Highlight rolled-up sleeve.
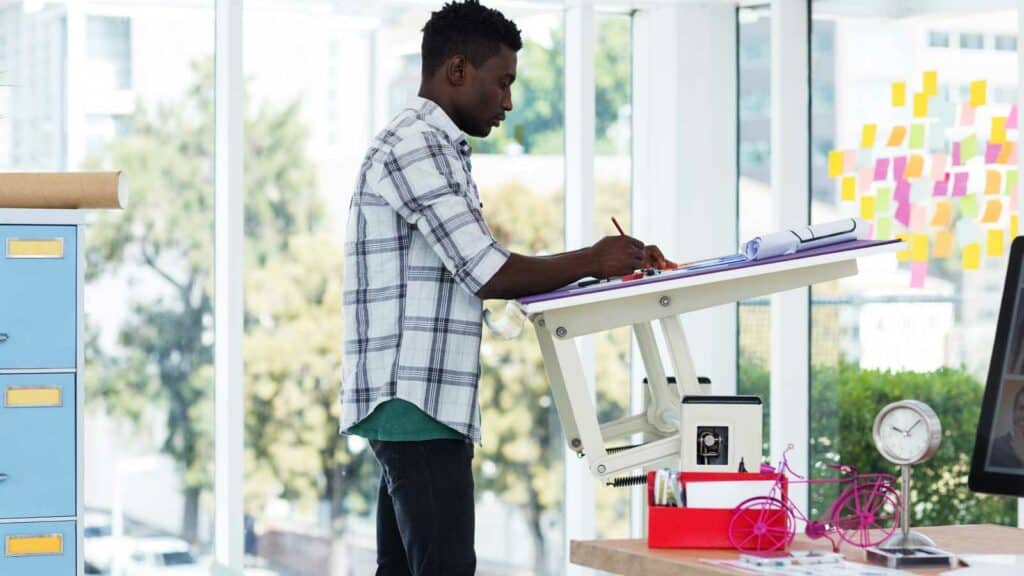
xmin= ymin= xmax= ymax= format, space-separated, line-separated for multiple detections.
xmin=377 ymin=129 xmax=510 ymax=295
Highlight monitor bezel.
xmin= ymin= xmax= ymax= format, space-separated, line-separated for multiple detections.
xmin=969 ymin=235 xmax=1024 ymax=496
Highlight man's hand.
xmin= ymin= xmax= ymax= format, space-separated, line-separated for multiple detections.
xmin=642 ymin=245 xmax=677 ymax=270
xmin=588 ymin=235 xmax=644 ymax=278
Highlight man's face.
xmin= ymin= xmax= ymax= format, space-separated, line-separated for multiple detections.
xmin=456 ymin=45 xmax=516 ymax=138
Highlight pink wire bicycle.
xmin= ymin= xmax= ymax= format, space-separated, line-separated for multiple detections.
xmin=727 ymin=445 xmax=901 ymax=553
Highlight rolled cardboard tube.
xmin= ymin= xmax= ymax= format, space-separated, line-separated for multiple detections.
xmin=0 ymin=171 xmax=124 ymax=209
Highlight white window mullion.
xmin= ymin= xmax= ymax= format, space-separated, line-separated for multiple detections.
xmin=1017 ymin=0 xmax=1024 ymax=530
xmin=214 ymin=0 xmax=244 ymax=572
xmin=564 ymin=1 xmax=596 ymax=574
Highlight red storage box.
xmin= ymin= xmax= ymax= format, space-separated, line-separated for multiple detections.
xmin=647 ymin=470 xmax=788 ymax=549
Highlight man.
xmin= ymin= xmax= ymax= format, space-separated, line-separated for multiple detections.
xmin=340 ymin=2 xmax=670 ymax=574
xmin=990 ymin=386 xmax=1024 ymax=468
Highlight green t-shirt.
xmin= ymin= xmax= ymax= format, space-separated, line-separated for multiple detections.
xmin=348 ymin=398 xmax=465 ymax=441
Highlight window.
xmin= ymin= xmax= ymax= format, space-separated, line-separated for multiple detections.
xmin=87 ymin=16 xmax=132 ymax=90
xmin=995 ymin=34 xmax=1018 ymax=51
xmin=810 ymin=3 xmax=1017 ymax=527
xmin=928 ymin=30 xmax=951 ymax=48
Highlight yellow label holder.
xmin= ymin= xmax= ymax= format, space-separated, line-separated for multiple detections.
xmin=6 ymin=238 xmax=64 ymax=259
xmin=6 ymin=534 xmax=64 ymax=557
xmin=4 ymin=386 xmax=63 ymax=408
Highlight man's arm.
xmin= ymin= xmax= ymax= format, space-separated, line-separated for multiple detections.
xmin=477 ymin=235 xmax=655 ymax=300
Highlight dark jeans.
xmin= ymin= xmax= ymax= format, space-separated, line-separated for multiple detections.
xmin=370 ymin=439 xmax=476 ymax=576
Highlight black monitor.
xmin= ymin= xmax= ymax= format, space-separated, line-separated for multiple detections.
xmin=969 ymin=235 xmax=1024 ymax=496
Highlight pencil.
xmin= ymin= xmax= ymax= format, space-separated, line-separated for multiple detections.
xmin=611 ymin=216 xmax=625 ymax=236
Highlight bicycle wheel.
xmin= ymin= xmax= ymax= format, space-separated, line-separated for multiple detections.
xmin=728 ymin=496 xmax=796 ymax=552
xmin=831 ymin=480 xmax=901 ymax=548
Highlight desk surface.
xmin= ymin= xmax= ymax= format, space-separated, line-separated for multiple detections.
xmin=570 ymin=524 xmax=1024 ymax=575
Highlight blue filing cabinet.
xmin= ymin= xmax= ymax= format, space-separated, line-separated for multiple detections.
xmin=0 ymin=211 xmax=83 ymax=576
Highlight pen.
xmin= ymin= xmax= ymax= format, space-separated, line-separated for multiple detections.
xmin=611 ymin=216 xmax=625 ymax=236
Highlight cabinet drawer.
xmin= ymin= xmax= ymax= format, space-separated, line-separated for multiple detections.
xmin=0 ymin=225 xmax=77 ymax=370
xmin=0 ymin=373 xmax=76 ymax=519
xmin=0 ymin=521 xmax=75 ymax=576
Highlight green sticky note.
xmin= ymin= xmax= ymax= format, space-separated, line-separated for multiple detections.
xmin=1007 ymin=169 xmax=1018 ymax=196
xmin=960 ymin=194 xmax=979 ymax=218
xmin=876 ymin=186 xmax=892 ymax=212
xmin=876 ymin=217 xmax=893 ymax=240
xmin=909 ymin=124 xmax=925 ymax=149
xmin=961 ymin=134 xmax=978 ymax=163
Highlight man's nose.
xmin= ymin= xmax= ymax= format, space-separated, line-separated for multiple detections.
xmin=503 ymin=93 xmax=513 ymax=111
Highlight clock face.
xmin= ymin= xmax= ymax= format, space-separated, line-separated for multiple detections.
xmin=873 ymin=401 xmax=942 ymax=465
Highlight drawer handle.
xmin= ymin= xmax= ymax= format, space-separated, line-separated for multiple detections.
xmin=0 ymin=333 xmax=7 ymax=342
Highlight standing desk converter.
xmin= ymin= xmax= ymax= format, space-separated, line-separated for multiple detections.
xmin=516 ymin=239 xmax=903 ymax=480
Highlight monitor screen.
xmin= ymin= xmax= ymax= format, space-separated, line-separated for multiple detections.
xmin=970 ymin=236 xmax=1024 ymax=495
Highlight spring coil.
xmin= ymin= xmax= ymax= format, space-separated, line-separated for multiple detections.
xmin=606 ymin=473 xmax=646 ymax=488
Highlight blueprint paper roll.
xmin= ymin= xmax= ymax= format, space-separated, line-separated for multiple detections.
xmin=0 ymin=172 xmax=124 ymax=209
xmin=743 ymin=218 xmax=867 ymax=261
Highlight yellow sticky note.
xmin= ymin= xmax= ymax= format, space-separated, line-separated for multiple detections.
xmin=828 ymin=150 xmax=843 ymax=177
xmin=860 ymin=195 xmax=876 ymax=220
xmin=934 ymin=230 xmax=954 ymax=258
xmin=906 ymin=155 xmax=924 ymax=179
xmin=982 ymin=199 xmax=1003 ymax=223
xmin=986 ymin=170 xmax=1002 ymax=195
xmin=892 ymin=82 xmax=906 ymax=107
xmin=970 ymin=80 xmax=987 ymax=107
xmin=931 ymin=200 xmax=953 ymax=227
xmin=887 ymin=126 xmax=907 ymax=147
xmin=988 ymin=229 xmax=1005 ymax=257
xmin=910 ymin=234 xmax=929 ymax=262
xmin=1012 ymin=214 xmax=1019 ymax=239
xmin=842 ymin=176 xmax=856 ymax=201
xmin=923 ymin=70 xmax=938 ymax=96
xmin=913 ymin=93 xmax=929 ymax=118
xmin=861 ymin=124 xmax=877 ymax=149
xmin=992 ymin=116 xmax=1007 ymax=144
xmin=896 ymin=233 xmax=911 ymax=262
xmin=963 ymin=243 xmax=981 ymax=269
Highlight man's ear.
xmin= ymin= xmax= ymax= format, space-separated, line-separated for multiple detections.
xmin=446 ymin=55 xmax=468 ymax=86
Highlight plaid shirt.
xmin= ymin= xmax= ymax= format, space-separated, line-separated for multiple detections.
xmin=340 ymin=97 xmax=510 ymax=443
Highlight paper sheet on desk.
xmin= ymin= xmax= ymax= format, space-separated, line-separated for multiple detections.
xmin=743 ymin=218 xmax=868 ymax=261
xmin=685 ymin=480 xmax=775 ymax=509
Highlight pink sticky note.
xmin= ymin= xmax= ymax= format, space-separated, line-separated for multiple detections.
xmin=874 ymin=158 xmax=890 ymax=181
xmin=911 ymin=261 xmax=927 ymax=288
xmin=866 ymin=221 xmax=875 ymax=239
xmin=859 ymin=167 xmax=873 ymax=192
xmin=1012 ymin=191 xmax=1020 ymax=211
xmin=1012 ymin=144 xmax=1019 ymax=165
xmin=961 ymin=104 xmax=976 ymax=126
xmin=1008 ymin=105 xmax=1019 ymax=130
xmin=930 ymin=154 xmax=947 ymax=181
xmin=911 ymin=204 xmax=927 ymax=230
xmin=894 ymin=156 xmax=908 ymax=181
xmin=895 ymin=202 xmax=912 ymax=226
xmin=953 ymin=172 xmax=969 ymax=197
xmin=933 ymin=179 xmax=949 ymax=197
xmin=843 ymin=150 xmax=856 ymax=173
xmin=895 ymin=179 xmax=911 ymax=204
xmin=986 ymin=142 xmax=1002 ymax=164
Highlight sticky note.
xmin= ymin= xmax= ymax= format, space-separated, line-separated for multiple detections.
xmin=963 ymin=243 xmax=981 ymax=269
xmin=877 ymin=187 xmax=892 ymax=212
xmin=913 ymin=93 xmax=929 ymax=118
xmin=887 ymin=126 xmax=907 ymax=147
xmin=911 ymin=204 xmax=927 ymax=230
xmin=935 ymin=230 xmax=954 ymax=257
xmin=988 ymin=229 xmax=1005 ymax=257
xmin=930 ymin=154 xmax=947 ymax=181
xmin=986 ymin=143 xmax=1001 ymax=164
xmin=961 ymin=195 xmax=979 ymax=218
xmin=970 ymin=80 xmax=987 ymax=107
xmin=953 ymin=172 xmax=969 ymax=197
xmin=986 ymin=170 xmax=1001 ymax=195
xmin=982 ymin=199 xmax=1003 ymax=223
xmin=923 ymin=70 xmax=938 ymax=96
xmin=961 ymin=134 xmax=978 ymax=163
xmin=1008 ymin=105 xmax=1019 ymax=130
xmin=828 ymin=150 xmax=844 ymax=177
xmin=1007 ymin=169 xmax=1018 ymax=196
xmin=876 ymin=217 xmax=893 ymax=240
xmin=894 ymin=156 xmax=908 ymax=181
xmin=933 ymin=179 xmax=949 ymax=197
xmin=911 ymin=261 xmax=927 ymax=288
xmin=892 ymin=82 xmax=906 ymax=107
xmin=859 ymin=167 xmax=873 ymax=192
xmin=906 ymin=155 xmax=924 ymax=179
xmin=842 ymin=176 xmax=856 ymax=201
xmin=861 ymin=195 xmax=876 ymax=220
xmin=861 ymin=124 xmax=877 ymax=149
xmin=895 ymin=202 xmax=911 ymax=227
xmin=1013 ymin=214 xmax=1019 ymax=239
xmin=1012 ymin=143 xmax=1019 ymax=165
xmin=998 ymin=142 xmax=1014 ymax=165
xmin=895 ymin=179 xmax=911 ymax=204
xmin=1013 ymin=191 xmax=1020 ymax=211
xmin=843 ymin=150 xmax=856 ymax=173
xmin=909 ymin=124 xmax=925 ymax=149
xmin=874 ymin=158 xmax=890 ymax=181
xmin=992 ymin=116 xmax=1007 ymax=144
xmin=953 ymin=142 xmax=962 ymax=166
xmin=896 ymin=233 xmax=911 ymax=261
xmin=961 ymin=104 xmax=976 ymax=127
xmin=931 ymin=200 xmax=953 ymax=227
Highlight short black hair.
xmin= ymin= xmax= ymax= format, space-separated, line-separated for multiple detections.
xmin=421 ymin=1 xmax=522 ymax=78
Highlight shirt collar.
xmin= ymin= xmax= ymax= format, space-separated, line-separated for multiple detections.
xmin=409 ymin=96 xmax=468 ymax=147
